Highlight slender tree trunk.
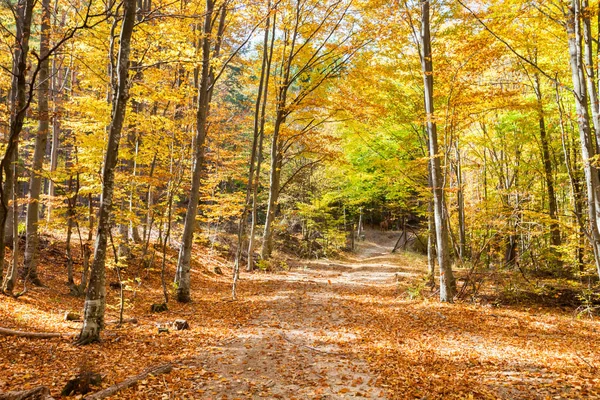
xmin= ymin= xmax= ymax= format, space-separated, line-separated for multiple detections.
xmin=557 ymin=78 xmax=587 ymax=271
xmin=47 ymin=62 xmax=61 ymax=222
xmin=175 ymin=0 xmax=227 ymax=303
xmin=248 ymin=9 xmax=276 ymax=272
xmin=130 ymin=134 xmax=142 ymax=244
xmin=582 ymin=0 xmax=600 ymax=148
xmin=233 ymin=7 xmax=272 ymax=290
xmin=247 ymin=134 xmax=265 ymax=270
xmin=118 ymin=200 xmax=130 ymax=257
xmin=65 ymin=176 xmax=75 ymax=286
xmin=77 ymin=0 xmax=135 ymax=344
xmin=427 ymin=162 xmax=436 ymax=285
xmin=533 ymin=73 xmax=561 ymax=249
xmin=3 ymin=148 xmax=19 ymax=294
xmin=22 ymin=0 xmax=51 ymax=285
xmin=260 ymin=4 xmax=301 ymax=261
xmin=427 ymin=200 xmax=436 ymax=283
xmin=260 ymin=116 xmax=283 ymax=259
xmin=455 ymin=141 xmax=466 ymax=259
xmin=420 ymin=0 xmax=455 ymax=302
xmin=1 ymin=0 xmax=35 ymax=288
xmin=566 ymin=0 xmax=600 ymax=277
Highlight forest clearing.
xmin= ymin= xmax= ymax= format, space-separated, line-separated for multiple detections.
xmin=3 ymin=0 xmax=600 ymax=398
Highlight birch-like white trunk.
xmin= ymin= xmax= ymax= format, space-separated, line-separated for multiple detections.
xmin=420 ymin=0 xmax=456 ymax=302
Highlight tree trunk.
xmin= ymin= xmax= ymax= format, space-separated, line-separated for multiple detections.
xmin=533 ymin=73 xmax=561 ymax=249
xmin=455 ymin=141 xmax=466 ymax=259
xmin=0 ymin=0 xmax=35 ymax=288
xmin=233 ymin=7 xmax=272 ymax=289
xmin=175 ymin=0 xmax=227 ymax=303
xmin=46 ymin=61 xmax=61 ymax=222
xmin=22 ymin=0 xmax=51 ymax=285
xmin=427 ymin=163 xmax=436 ymax=286
xmin=566 ymin=0 xmax=600 ymax=277
xmin=582 ymin=0 xmax=600 ymax=148
xmin=247 ymin=124 xmax=265 ymax=271
xmin=420 ymin=0 xmax=455 ymax=302
xmin=248 ymin=8 xmax=276 ymax=272
xmin=77 ymin=0 xmax=135 ymax=344
xmin=3 ymin=148 xmax=19 ymax=295
xmin=260 ymin=117 xmax=283 ymax=260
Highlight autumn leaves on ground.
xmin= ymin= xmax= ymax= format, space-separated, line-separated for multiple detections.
xmin=0 ymin=230 xmax=597 ymax=400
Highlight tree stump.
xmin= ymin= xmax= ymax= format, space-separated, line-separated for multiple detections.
xmin=174 ymin=319 xmax=189 ymax=331
xmin=150 ymin=303 xmax=168 ymax=313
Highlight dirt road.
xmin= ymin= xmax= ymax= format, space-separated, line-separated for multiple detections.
xmin=190 ymin=230 xmax=411 ymax=399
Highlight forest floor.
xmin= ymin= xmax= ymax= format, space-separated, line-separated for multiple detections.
xmin=1 ymin=230 xmax=600 ymax=399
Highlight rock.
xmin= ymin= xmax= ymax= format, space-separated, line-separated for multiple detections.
xmin=64 ymin=311 xmax=81 ymax=321
xmin=174 ymin=319 xmax=189 ymax=331
xmin=213 ymin=266 xmax=223 ymax=275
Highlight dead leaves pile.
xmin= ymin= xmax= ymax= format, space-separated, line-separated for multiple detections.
xmin=345 ymin=294 xmax=600 ymax=399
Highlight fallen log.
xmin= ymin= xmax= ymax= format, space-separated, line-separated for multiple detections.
xmin=105 ymin=318 xmax=138 ymax=325
xmin=0 ymin=386 xmax=55 ymax=400
xmin=84 ymin=364 xmax=172 ymax=400
xmin=0 ymin=327 xmax=70 ymax=339
xmin=64 ymin=318 xmax=138 ymax=325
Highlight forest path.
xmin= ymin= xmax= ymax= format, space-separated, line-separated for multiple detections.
xmin=191 ymin=229 xmax=412 ymax=399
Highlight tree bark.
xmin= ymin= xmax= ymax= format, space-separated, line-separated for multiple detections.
xmin=533 ymin=73 xmax=561 ymax=249
xmin=248 ymin=8 xmax=276 ymax=272
xmin=260 ymin=8 xmax=299 ymax=260
xmin=46 ymin=60 xmax=61 ymax=222
xmin=582 ymin=0 xmax=600 ymax=148
xmin=1 ymin=0 xmax=35 ymax=290
xmin=233 ymin=7 xmax=273 ymax=293
xmin=22 ymin=0 xmax=52 ymax=285
xmin=427 ymin=163 xmax=435 ymax=286
xmin=77 ymin=0 xmax=136 ymax=344
xmin=566 ymin=0 xmax=600 ymax=277
xmin=455 ymin=140 xmax=466 ymax=259
xmin=260 ymin=119 xmax=283 ymax=259
xmin=175 ymin=0 xmax=227 ymax=303
xmin=420 ymin=0 xmax=456 ymax=302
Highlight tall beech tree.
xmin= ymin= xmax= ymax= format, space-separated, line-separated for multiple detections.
xmin=1 ymin=0 xmax=35 ymax=293
xmin=419 ymin=0 xmax=455 ymax=301
xmin=233 ymin=4 xmax=274 ymax=297
xmin=175 ymin=0 xmax=271 ymax=302
xmin=174 ymin=0 xmax=229 ymax=303
xmin=564 ymin=0 xmax=600 ymax=277
xmin=77 ymin=0 xmax=136 ymax=344
xmin=22 ymin=0 xmax=52 ymax=286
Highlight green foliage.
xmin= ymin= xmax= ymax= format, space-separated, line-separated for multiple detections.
xmin=406 ymin=279 xmax=426 ymax=300
xmin=576 ymin=287 xmax=600 ymax=320
xmin=256 ymin=259 xmax=270 ymax=271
